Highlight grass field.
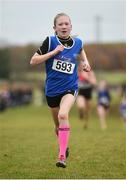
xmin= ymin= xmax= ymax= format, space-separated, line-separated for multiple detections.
xmin=0 ymin=104 xmax=126 ymax=179
xmin=19 ymin=71 xmax=126 ymax=85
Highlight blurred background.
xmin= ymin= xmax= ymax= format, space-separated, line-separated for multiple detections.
xmin=0 ymin=0 xmax=126 ymax=178
xmin=0 ymin=0 xmax=126 ymax=110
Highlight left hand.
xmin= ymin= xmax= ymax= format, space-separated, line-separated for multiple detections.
xmin=82 ymin=61 xmax=91 ymax=72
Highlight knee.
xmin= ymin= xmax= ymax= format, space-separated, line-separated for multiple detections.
xmin=58 ymin=112 xmax=68 ymax=121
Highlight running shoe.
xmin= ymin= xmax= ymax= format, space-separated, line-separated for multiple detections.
xmin=56 ymin=155 xmax=66 ymax=168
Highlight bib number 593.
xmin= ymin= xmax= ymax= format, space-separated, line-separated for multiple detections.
xmin=52 ymin=59 xmax=75 ymax=74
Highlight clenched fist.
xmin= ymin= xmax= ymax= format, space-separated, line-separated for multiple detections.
xmin=54 ymin=45 xmax=64 ymax=55
xmin=82 ymin=61 xmax=91 ymax=72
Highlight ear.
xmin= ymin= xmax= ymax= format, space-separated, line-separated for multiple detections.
xmin=70 ymin=24 xmax=72 ymax=30
xmin=53 ymin=26 xmax=56 ymax=33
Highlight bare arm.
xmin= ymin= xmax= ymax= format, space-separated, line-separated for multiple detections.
xmin=30 ymin=45 xmax=64 ymax=66
xmin=88 ymin=71 xmax=97 ymax=85
xmin=79 ymin=49 xmax=91 ymax=72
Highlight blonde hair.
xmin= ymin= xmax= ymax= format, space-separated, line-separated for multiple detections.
xmin=54 ymin=13 xmax=71 ymax=26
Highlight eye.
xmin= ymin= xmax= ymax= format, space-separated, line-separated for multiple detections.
xmin=58 ymin=23 xmax=63 ymax=26
xmin=65 ymin=23 xmax=69 ymax=26
xmin=58 ymin=22 xmax=69 ymax=26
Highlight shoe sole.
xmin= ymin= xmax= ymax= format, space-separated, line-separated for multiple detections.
xmin=56 ymin=161 xmax=66 ymax=168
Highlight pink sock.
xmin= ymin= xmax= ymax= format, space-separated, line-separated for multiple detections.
xmin=58 ymin=125 xmax=70 ymax=159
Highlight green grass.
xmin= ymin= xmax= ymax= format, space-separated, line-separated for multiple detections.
xmin=13 ymin=71 xmax=126 ymax=85
xmin=0 ymin=105 xmax=126 ymax=179
xmin=95 ymin=71 xmax=126 ymax=85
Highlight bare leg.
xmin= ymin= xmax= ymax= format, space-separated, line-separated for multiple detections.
xmin=83 ymin=99 xmax=91 ymax=128
xmin=59 ymin=93 xmax=75 ymax=122
xmin=76 ymin=95 xmax=90 ymax=128
xmin=97 ymin=105 xmax=107 ymax=129
xmin=57 ymin=94 xmax=75 ymax=160
xmin=50 ymin=107 xmax=59 ymax=136
xmin=76 ymin=95 xmax=85 ymax=119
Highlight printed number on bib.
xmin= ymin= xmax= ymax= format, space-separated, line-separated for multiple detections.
xmin=52 ymin=59 xmax=75 ymax=74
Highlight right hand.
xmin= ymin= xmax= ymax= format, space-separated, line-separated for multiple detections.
xmin=54 ymin=45 xmax=64 ymax=55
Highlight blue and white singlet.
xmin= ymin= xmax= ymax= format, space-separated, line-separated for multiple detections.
xmin=45 ymin=35 xmax=83 ymax=97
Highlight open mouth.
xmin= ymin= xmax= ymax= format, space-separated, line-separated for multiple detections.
xmin=62 ymin=31 xmax=67 ymax=33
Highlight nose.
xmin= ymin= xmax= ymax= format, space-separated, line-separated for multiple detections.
xmin=62 ymin=23 xmax=67 ymax=29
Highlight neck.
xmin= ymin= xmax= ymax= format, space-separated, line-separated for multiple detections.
xmin=57 ymin=36 xmax=71 ymax=41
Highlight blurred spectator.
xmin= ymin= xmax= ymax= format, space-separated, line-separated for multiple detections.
xmin=118 ymin=82 xmax=126 ymax=98
xmin=0 ymin=93 xmax=7 ymax=112
xmin=120 ymin=94 xmax=126 ymax=127
xmin=0 ymin=82 xmax=33 ymax=112
xmin=9 ymin=83 xmax=33 ymax=106
xmin=97 ymin=80 xmax=111 ymax=130
xmin=76 ymin=62 xmax=97 ymax=129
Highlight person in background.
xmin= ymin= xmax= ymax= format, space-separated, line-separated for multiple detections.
xmin=97 ymin=80 xmax=111 ymax=130
xmin=76 ymin=62 xmax=97 ymax=129
xmin=120 ymin=94 xmax=126 ymax=127
xmin=30 ymin=13 xmax=91 ymax=168
xmin=118 ymin=82 xmax=126 ymax=98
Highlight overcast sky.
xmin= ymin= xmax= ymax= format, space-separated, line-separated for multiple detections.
xmin=0 ymin=0 xmax=126 ymax=45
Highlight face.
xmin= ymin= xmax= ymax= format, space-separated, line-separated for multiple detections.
xmin=99 ymin=80 xmax=107 ymax=90
xmin=54 ymin=15 xmax=72 ymax=39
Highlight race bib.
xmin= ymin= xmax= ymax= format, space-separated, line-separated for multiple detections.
xmin=52 ymin=59 xmax=75 ymax=74
xmin=100 ymin=97 xmax=109 ymax=105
